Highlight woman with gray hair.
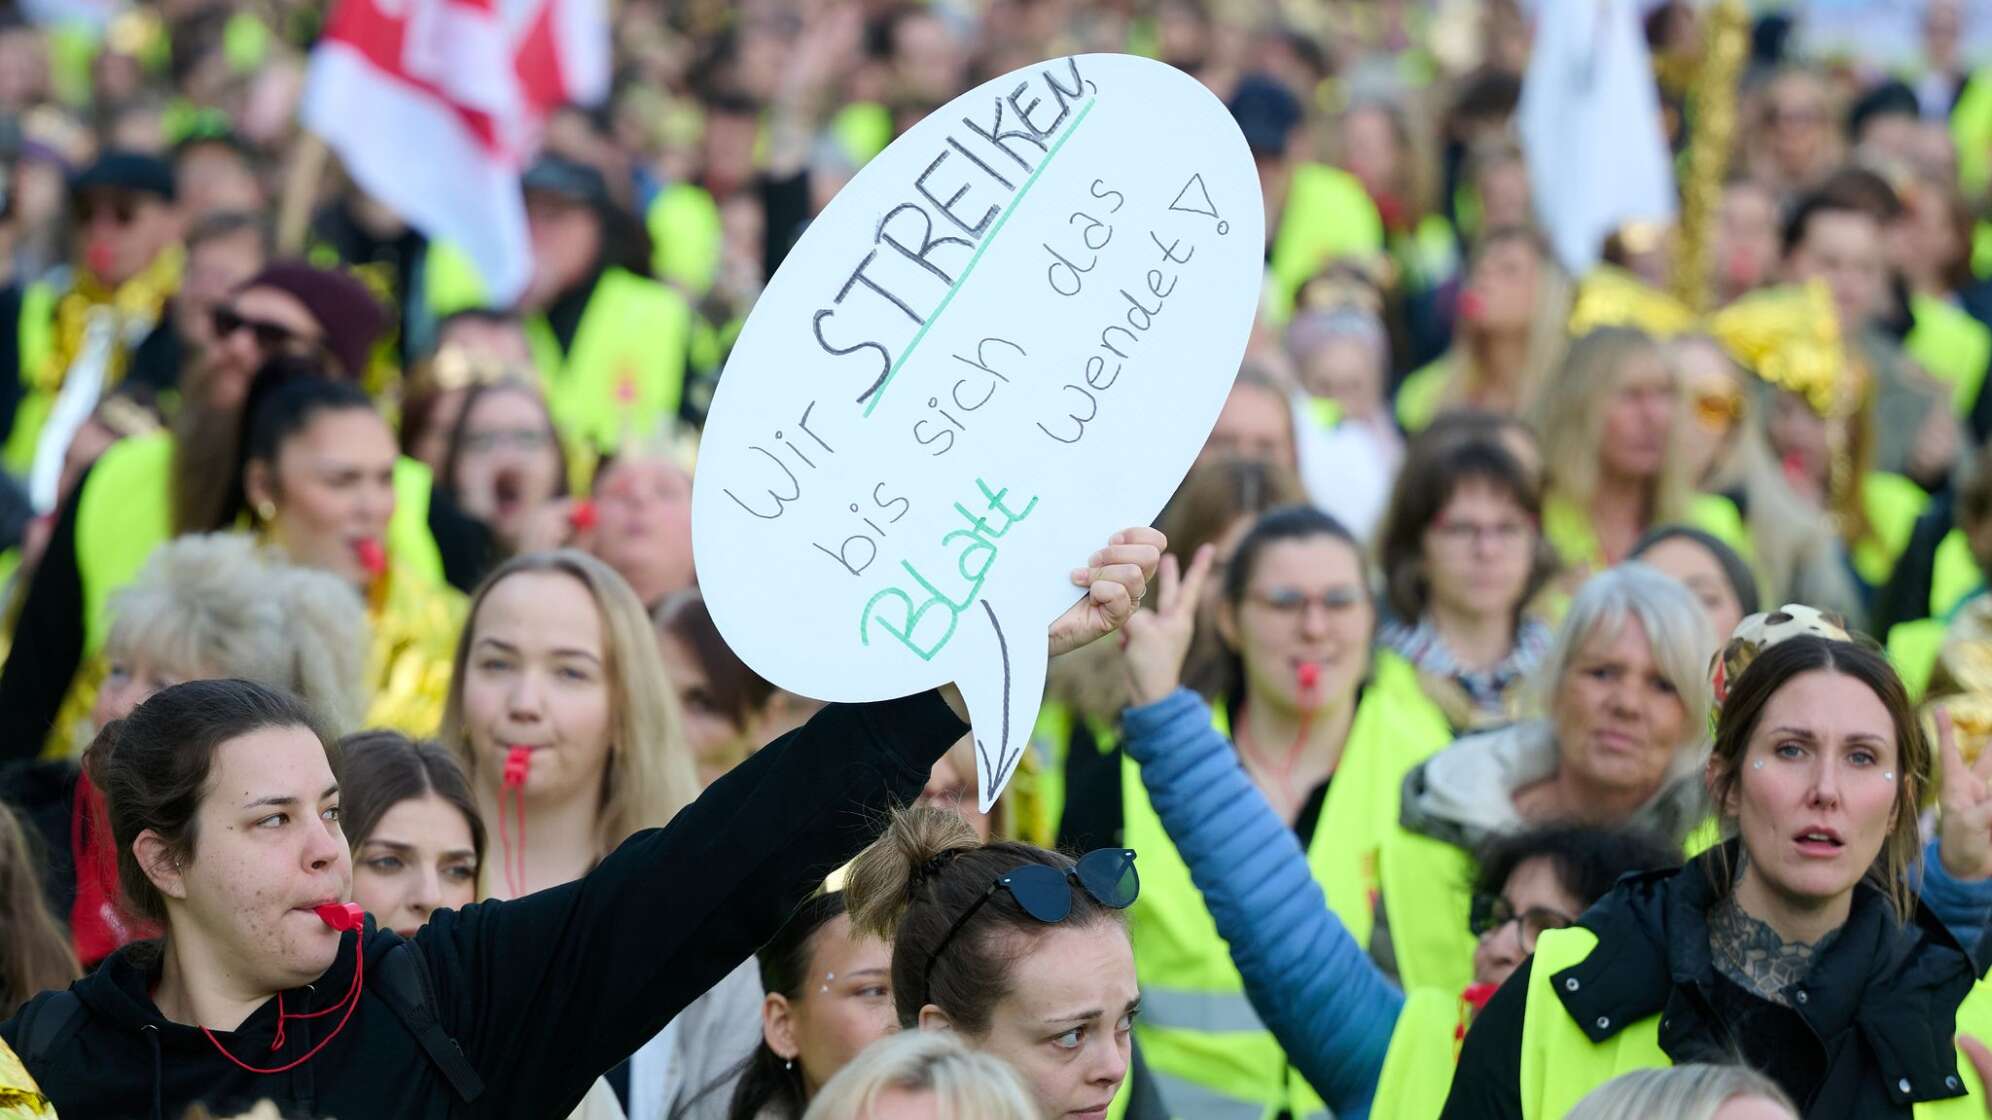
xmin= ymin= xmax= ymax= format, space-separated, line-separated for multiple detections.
xmin=1382 ymin=563 xmax=1718 ymax=995
xmin=0 ymin=532 xmax=368 ymax=968
xmin=1564 ymin=1064 xmax=1797 ymax=1120
xmin=86 ymin=532 xmax=369 ymax=735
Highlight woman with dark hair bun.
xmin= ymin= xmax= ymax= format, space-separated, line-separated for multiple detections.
xmin=842 ymin=806 xmax=1145 ymax=1120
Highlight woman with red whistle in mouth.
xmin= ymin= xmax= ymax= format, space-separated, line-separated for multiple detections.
xmin=1394 ymin=227 xmax=1574 ymax=434
xmin=1062 ymin=505 xmax=1453 ymax=1120
xmin=239 ymin=375 xmax=467 ymax=735
xmin=0 ymin=530 xmax=1162 ymax=1120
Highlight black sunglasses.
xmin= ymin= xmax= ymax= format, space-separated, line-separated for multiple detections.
xmin=1468 ymin=893 xmax=1575 ymax=946
xmin=212 ymin=306 xmax=318 ymax=353
xmin=922 ymin=848 xmax=1140 ymax=1005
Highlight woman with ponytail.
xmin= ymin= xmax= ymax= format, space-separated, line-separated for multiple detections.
xmin=842 ymin=806 xmax=1147 ymax=1120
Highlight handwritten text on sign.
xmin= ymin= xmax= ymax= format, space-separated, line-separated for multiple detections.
xmin=693 ymin=54 xmax=1263 ymax=809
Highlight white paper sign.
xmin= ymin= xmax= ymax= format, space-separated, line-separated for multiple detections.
xmin=693 ymin=53 xmax=1262 ymax=810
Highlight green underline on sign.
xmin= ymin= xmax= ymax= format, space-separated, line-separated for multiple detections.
xmin=860 ymin=97 xmax=1098 ymax=419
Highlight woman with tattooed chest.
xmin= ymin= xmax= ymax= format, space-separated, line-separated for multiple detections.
xmin=1443 ymin=621 xmax=1992 ymax=1119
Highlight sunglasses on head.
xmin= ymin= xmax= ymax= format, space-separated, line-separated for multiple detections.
xmin=922 ymin=848 xmax=1140 ymax=1005
xmin=212 ymin=306 xmax=316 ymax=353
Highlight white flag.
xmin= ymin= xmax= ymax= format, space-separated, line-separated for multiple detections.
xmin=1519 ymin=0 xmax=1678 ymax=276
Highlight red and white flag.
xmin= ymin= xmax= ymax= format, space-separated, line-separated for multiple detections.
xmin=301 ymin=0 xmax=609 ymax=304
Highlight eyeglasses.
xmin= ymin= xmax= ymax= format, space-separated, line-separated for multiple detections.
xmin=922 ymin=849 xmax=1140 ymax=1005
xmin=1468 ymin=894 xmax=1576 ymax=949
xmin=1245 ymin=587 xmax=1365 ymax=617
xmin=1690 ymin=387 xmax=1744 ymax=432
xmin=1429 ymin=519 xmax=1533 ymax=550
xmin=212 ymin=306 xmax=319 ymax=354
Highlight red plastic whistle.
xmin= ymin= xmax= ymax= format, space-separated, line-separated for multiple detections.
xmin=353 ymin=538 xmax=388 ymax=578
xmin=314 ymin=902 xmax=365 ymax=932
xmin=1296 ymin=662 xmax=1321 ymax=691
xmin=503 ymin=745 xmax=532 ymax=789
xmin=567 ymin=499 xmax=597 ymax=532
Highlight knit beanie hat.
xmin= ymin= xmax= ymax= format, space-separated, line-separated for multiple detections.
xmin=237 ymin=262 xmax=388 ymax=379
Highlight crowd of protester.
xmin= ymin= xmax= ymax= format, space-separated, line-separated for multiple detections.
xmin=10 ymin=0 xmax=1992 ymax=1117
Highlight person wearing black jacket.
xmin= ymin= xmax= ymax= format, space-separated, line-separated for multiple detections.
xmin=1442 ymin=631 xmax=1992 ymax=1119
xmin=0 ymin=529 xmax=1157 ymax=1120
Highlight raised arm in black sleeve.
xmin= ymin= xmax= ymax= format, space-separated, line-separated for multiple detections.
xmin=418 ymin=690 xmax=966 ymax=1118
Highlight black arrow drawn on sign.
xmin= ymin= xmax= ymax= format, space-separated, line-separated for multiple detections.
xmin=973 ymin=600 xmax=1022 ymax=794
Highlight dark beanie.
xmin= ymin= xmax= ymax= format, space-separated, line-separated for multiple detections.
xmin=237 ymin=262 xmax=388 ymax=379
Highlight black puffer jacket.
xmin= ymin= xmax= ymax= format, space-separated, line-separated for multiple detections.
xmin=1443 ymin=845 xmax=1992 ymax=1119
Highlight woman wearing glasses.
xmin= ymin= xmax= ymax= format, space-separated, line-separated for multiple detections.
xmin=436 ymin=379 xmax=569 ymax=562
xmin=1068 ymin=505 xmax=1453 ymax=1120
xmin=842 ymin=806 xmax=1145 ymax=1120
xmin=1373 ymin=429 xmax=1558 ymax=731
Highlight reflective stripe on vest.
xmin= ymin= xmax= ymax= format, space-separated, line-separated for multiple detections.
xmin=4 ymin=282 xmax=58 ymax=477
xmin=1143 ymin=1066 xmax=1326 ymax=1120
xmin=1124 ymin=653 xmax=1451 ymax=1119
xmin=525 ymin=267 xmax=692 ymax=455
xmin=1519 ymin=927 xmax=1992 ymax=1120
xmin=1371 ymin=987 xmax=1468 ymax=1120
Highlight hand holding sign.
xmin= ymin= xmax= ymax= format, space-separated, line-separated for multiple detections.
xmin=693 ymin=53 xmax=1263 ymax=811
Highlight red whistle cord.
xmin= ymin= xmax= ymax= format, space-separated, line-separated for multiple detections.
xmin=496 ymin=747 xmax=531 ymax=897
xmin=203 ymin=933 xmax=364 ymax=1074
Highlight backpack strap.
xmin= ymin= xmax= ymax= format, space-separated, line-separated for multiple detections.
xmin=17 ymin=989 xmax=84 ymax=1066
xmin=374 ymin=939 xmax=484 ymax=1103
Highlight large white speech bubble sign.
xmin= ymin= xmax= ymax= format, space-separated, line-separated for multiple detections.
xmin=693 ymin=53 xmax=1262 ymax=811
